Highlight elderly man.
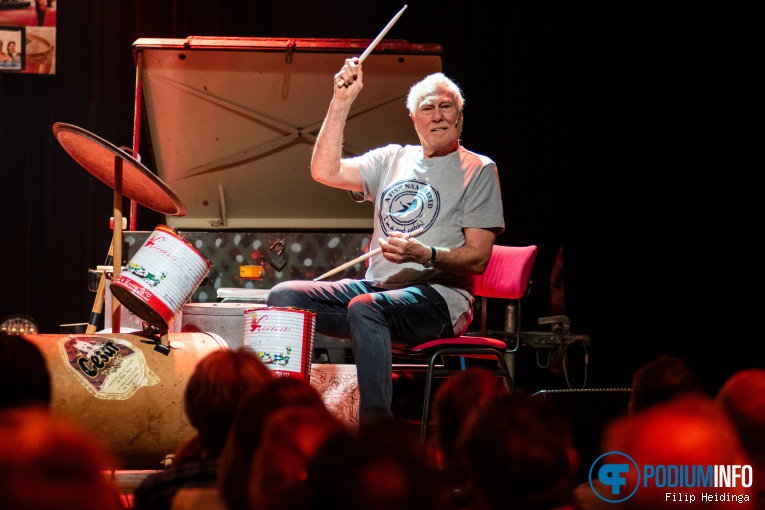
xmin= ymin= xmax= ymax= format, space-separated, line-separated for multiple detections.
xmin=267 ymin=58 xmax=504 ymax=425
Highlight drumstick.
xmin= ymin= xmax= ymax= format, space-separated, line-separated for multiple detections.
xmin=359 ymin=5 xmax=408 ymax=64
xmin=313 ymin=227 xmax=424 ymax=282
xmin=338 ymin=5 xmax=408 ymax=85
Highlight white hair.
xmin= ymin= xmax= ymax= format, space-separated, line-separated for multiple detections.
xmin=406 ymin=73 xmax=465 ymax=115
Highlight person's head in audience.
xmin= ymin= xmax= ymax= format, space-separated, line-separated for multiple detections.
xmin=0 ymin=332 xmax=51 ymax=411
xmin=219 ymin=376 xmax=327 ymax=510
xmin=629 ymin=354 xmax=704 ymax=413
xmin=182 ymin=348 xmax=272 ymax=458
xmin=457 ymin=392 xmax=578 ymax=510
xmin=0 ymin=407 xmax=122 ymax=510
xmin=133 ymin=348 xmax=273 ymax=510
xmin=603 ymin=396 xmax=752 ymax=509
xmin=716 ymin=369 xmax=765 ymax=495
xmin=249 ymin=404 xmax=350 ymax=510
xmin=433 ymin=367 xmax=510 ymax=474
xmin=302 ymin=420 xmax=451 ymax=510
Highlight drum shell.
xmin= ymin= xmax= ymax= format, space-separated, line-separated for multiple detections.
xmin=110 ymin=226 xmax=211 ymax=328
xmin=22 ymin=332 xmax=227 ymax=470
xmin=243 ymin=307 xmax=315 ymax=380
xmin=180 ymin=302 xmax=266 ymax=349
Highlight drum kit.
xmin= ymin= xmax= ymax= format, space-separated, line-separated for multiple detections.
xmin=33 ymin=8 xmax=413 ymax=467
xmin=52 ymin=119 xmax=321 ymax=381
xmin=53 ymin=122 xmax=187 ymax=354
xmin=50 ymin=4 xmax=410 ymax=355
xmin=43 ymin=119 xmax=318 ymax=469
xmin=53 ymin=118 xmax=331 ymax=394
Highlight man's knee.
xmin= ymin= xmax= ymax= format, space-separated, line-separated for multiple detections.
xmin=266 ymin=281 xmax=303 ymax=307
xmin=347 ymin=294 xmax=384 ymax=324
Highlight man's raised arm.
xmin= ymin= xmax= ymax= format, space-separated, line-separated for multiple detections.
xmin=310 ymin=58 xmax=364 ymax=192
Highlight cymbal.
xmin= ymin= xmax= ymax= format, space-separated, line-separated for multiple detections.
xmin=52 ymin=123 xmax=186 ymax=217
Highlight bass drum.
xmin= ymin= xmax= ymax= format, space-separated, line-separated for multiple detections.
xmin=22 ymin=332 xmax=228 ymax=469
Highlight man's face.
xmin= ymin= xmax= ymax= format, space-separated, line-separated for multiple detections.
xmin=411 ymin=87 xmax=462 ymax=157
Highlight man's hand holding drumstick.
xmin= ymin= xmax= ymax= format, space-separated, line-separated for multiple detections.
xmin=313 ymin=228 xmax=425 ymax=282
xmin=377 ymin=230 xmax=432 ymax=265
xmin=334 ymin=57 xmax=363 ymax=101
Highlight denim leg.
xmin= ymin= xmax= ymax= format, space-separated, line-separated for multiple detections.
xmin=267 ymin=280 xmax=454 ymax=426
xmin=347 ymin=285 xmax=453 ymax=425
xmin=267 ymin=279 xmax=372 ymax=339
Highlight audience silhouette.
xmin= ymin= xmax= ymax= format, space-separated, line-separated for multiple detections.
xmin=248 ymin=404 xmax=351 ymax=510
xmin=134 ymin=348 xmax=272 ymax=510
xmin=3 ymin=334 xmax=759 ymax=510
xmin=0 ymin=332 xmax=51 ymax=411
xmin=218 ymin=376 xmax=329 ymax=510
xmin=432 ymin=366 xmax=511 ymax=503
xmin=628 ymin=353 xmax=705 ymax=413
xmin=301 ymin=421 xmax=451 ymax=510
xmin=457 ymin=392 xmax=578 ymax=510
xmin=602 ymin=396 xmax=753 ymax=509
xmin=716 ymin=368 xmax=765 ymax=508
xmin=0 ymin=407 xmax=123 ymax=510
xmin=574 ymin=354 xmax=707 ymax=510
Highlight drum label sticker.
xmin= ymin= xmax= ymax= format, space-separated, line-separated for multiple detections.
xmin=59 ymin=336 xmax=160 ymax=400
xmin=126 ymin=262 xmax=167 ymax=287
xmin=249 ymin=314 xmax=291 ymax=333
xmin=258 ymin=346 xmax=292 ymax=367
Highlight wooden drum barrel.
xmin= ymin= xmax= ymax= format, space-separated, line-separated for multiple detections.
xmin=22 ymin=332 xmax=228 ymax=469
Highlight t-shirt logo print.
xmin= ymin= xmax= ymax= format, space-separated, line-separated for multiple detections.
xmin=379 ymin=179 xmax=440 ymax=236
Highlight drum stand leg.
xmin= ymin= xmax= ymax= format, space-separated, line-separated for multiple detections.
xmin=137 ymin=322 xmax=171 ymax=356
xmin=154 ymin=324 xmax=171 ymax=356
xmin=111 ymin=156 xmax=124 ymax=334
xmin=86 ymin=240 xmax=114 ymax=335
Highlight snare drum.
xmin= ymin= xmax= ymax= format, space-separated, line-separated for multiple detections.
xmin=243 ymin=307 xmax=315 ymax=380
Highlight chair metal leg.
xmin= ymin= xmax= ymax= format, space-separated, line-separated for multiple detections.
xmin=420 ymin=350 xmax=441 ymax=443
xmin=496 ymin=352 xmax=515 ymax=392
xmin=419 ymin=347 xmax=515 ymax=443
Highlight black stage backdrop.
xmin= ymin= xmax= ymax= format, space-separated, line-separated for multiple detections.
xmin=0 ymin=1 xmax=759 ymax=393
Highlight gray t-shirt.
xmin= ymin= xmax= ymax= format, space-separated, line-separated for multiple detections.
xmin=348 ymin=144 xmax=505 ymax=335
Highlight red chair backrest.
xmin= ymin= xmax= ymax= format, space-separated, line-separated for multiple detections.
xmin=473 ymin=245 xmax=538 ymax=300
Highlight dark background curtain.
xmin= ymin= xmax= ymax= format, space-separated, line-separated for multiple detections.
xmin=0 ymin=1 xmax=759 ymax=392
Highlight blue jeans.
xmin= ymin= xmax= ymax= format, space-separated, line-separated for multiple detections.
xmin=267 ymin=279 xmax=455 ymax=425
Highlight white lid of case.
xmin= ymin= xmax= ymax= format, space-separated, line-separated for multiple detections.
xmin=215 ymin=287 xmax=271 ymax=300
xmin=133 ymin=37 xmax=442 ymax=229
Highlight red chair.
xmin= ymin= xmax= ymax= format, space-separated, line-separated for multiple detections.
xmin=394 ymin=245 xmax=538 ymax=441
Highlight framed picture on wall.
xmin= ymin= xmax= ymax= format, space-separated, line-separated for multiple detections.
xmin=23 ymin=25 xmax=54 ymax=74
xmin=0 ymin=26 xmax=25 ymax=72
xmin=0 ymin=1 xmax=56 ymax=74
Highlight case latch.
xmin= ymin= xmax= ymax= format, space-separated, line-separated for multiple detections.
xmin=285 ymin=40 xmax=296 ymax=64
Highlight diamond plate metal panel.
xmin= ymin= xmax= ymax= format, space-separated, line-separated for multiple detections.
xmin=124 ymin=230 xmax=372 ymax=303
